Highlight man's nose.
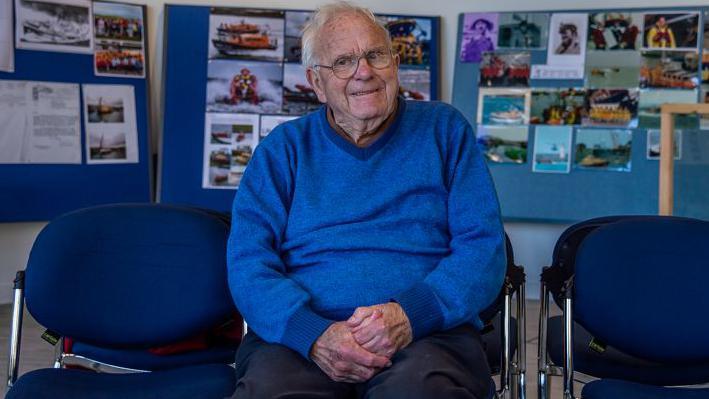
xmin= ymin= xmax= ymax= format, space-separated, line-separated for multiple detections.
xmin=353 ymin=56 xmax=373 ymax=79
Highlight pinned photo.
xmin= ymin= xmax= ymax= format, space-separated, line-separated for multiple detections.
xmin=532 ymin=125 xmax=572 ymax=173
xmin=587 ymin=12 xmax=642 ymax=50
xmin=479 ymin=51 xmax=530 ymax=87
xmin=583 ymin=89 xmax=639 ymax=128
xmin=476 ymin=125 xmax=528 ymax=164
xmin=88 ymin=130 xmax=126 ymax=160
xmin=585 ymin=50 xmax=641 ymax=89
xmin=477 ymin=88 xmax=531 ymax=125
xmin=574 ymin=128 xmax=632 ymax=171
xmin=647 ymin=129 xmax=681 ymax=160
xmin=284 ymin=10 xmax=311 ymax=63
xmin=94 ymin=1 xmax=142 ymax=43
xmin=398 ymin=68 xmax=431 ymax=101
xmin=202 ymin=112 xmax=259 ymax=189
xmin=260 ymin=114 xmax=297 ymax=138
xmin=642 ymin=12 xmax=699 ymax=50
xmin=530 ymin=88 xmax=586 ymax=125
xmin=15 ymin=0 xmax=93 ymax=53
xmin=549 ymin=13 xmax=587 ymax=57
xmin=82 ymin=84 xmax=138 ymax=164
xmin=460 ymin=13 xmax=498 ymax=63
xmin=206 ymin=59 xmax=283 ymax=114
xmin=497 ymin=13 xmax=548 ymax=49
xmin=94 ymin=41 xmax=144 ymax=77
xmin=282 ymin=63 xmax=320 ymax=115
xmin=208 ymin=8 xmax=285 ymax=62
xmin=383 ymin=16 xmax=432 ymax=66
xmin=86 ymin=95 xmax=124 ymax=123
xmin=640 ymin=51 xmax=699 ymax=89
xmin=638 ymin=89 xmax=698 ymax=129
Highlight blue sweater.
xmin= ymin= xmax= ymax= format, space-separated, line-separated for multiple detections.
xmin=227 ymin=99 xmax=506 ymax=359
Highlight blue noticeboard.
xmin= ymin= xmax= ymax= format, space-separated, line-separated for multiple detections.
xmin=159 ymin=5 xmax=441 ymax=213
xmin=0 ymin=4 xmax=152 ymax=222
xmin=452 ymin=9 xmax=709 ymax=223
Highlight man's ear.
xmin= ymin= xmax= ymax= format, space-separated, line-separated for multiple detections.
xmin=306 ymin=68 xmax=327 ymax=104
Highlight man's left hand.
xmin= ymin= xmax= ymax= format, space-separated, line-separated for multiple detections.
xmin=346 ymin=303 xmax=413 ymax=358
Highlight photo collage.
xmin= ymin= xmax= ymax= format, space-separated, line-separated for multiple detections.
xmin=463 ymin=10 xmax=706 ymax=174
xmin=203 ymin=7 xmax=438 ymax=189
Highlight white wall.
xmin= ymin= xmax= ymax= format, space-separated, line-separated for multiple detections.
xmin=2 ymin=0 xmax=705 ymax=303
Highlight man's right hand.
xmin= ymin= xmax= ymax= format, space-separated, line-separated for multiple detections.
xmin=310 ymin=322 xmax=392 ymax=383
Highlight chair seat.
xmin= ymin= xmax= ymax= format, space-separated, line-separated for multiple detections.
xmin=582 ymin=379 xmax=709 ymax=399
xmin=71 ymin=341 xmax=237 ymax=371
xmin=481 ymin=313 xmax=518 ymax=374
xmin=547 ymin=316 xmax=709 ymax=386
xmin=5 ymin=363 xmax=236 ymax=399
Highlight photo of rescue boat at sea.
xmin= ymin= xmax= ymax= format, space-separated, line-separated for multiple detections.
xmin=476 ymin=125 xmax=528 ymax=164
xmin=585 ymin=50 xmax=641 ymax=89
xmin=640 ymin=51 xmax=699 ymax=89
xmin=284 ymin=10 xmax=311 ymax=63
xmin=206 ymin=59 xmax=283 ymax=114
xmin=532 ymin=126 xmax=572 ymax=173
xmin=208 ymin=8 xmax=284 ymax=61
xmin=86 ymin=96 xmax=125 ymax=123
xmin=638 ymin=89 xmax=698 ymax=129
xmin=477 ymin=88 xmax=530 ymax=125
xmin=282 ymin=63 xmax=320 ymax=114
xmin=647 ymin=129 xmax=681 ymax=160
xmin=573 ymin=128 xmax=632 ymax=171
xmin=399 ymin=69 xmax=431 ymax=101
xmin=16 ymin=0 xmax=92 ymax=52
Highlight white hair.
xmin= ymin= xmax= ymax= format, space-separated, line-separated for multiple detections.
xmin=301 ymin=1 xmax=391 ymax=67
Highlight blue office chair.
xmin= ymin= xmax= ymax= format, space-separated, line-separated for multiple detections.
xmin=538 ymin=216 xmax=709 ymax=399
xmin=5 ymin=204 xmax=239 ymax=399
xmin=479 ymin=232 xmax=526 ymax=399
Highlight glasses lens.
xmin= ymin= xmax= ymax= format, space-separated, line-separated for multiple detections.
xmin=368 ymin=50 xmax=392 ymax=69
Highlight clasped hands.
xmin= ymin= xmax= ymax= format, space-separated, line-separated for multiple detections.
xmin=310 ymin=302 xmax=413 ymax=383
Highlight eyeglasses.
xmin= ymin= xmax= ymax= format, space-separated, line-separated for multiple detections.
xmin=313 ymin=47 xmax=394 ymax=79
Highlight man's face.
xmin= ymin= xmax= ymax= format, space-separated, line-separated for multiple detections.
xmin=657 ymin=17 xmax=666 ymax=28
xmin=307 ymin=14 xmax=399 ymax=128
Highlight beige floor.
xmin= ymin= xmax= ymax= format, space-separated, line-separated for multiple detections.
xmin=0 ymin=300 xmax=574 ymax=398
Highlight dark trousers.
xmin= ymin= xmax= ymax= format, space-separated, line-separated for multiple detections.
xmin=233 ymin=324 xmax=492 ymax=399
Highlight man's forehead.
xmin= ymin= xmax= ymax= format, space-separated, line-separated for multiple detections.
xmin=319 ymin=15 xmax=387 ymax=57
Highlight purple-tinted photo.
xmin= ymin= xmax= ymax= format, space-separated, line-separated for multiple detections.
xmin=460 ymin=13 xmax=499 ymax=63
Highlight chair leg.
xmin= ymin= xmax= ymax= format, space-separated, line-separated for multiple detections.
xmin=516 ymin=282 xmax=526 ymax=399
xmin=563 ymin=292 xmax=575 ymax=399
xmin=7 ymin=271 xmax=25 ymax=388
xmin=537 ymin=282 xmax=551 ymax=399
xmin=498 ymin=290 xmax=512 ymax=399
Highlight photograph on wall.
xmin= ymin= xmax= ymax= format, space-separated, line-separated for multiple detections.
xmin=532 ymin=125 xmax=572 ymax=173
xmin=206 ymin=59 xmax=283 ymax=114
xmin=497 ymin=12 xmax=548 ymax=49
xmin=260 ymin=114 xmax=297 ymax=138
xmin=587 ymin=12 xmax=642 ymax=50
xmin=284 ymin=10 xmax=311 ymax=63
xmin=532 ymin=13 xmax=587 ymax=79
xmin=208 ymin=8 xmax=285 ymax=62
xmin=530 ymin=88 xmax=586 ymax=125
xmin=94 ymin=2 xmax=142 ymax=43
xmin=479 ymin=51 xmax=530 ymax=87
xmin=398 ymin=68 xmax=431 ymax=101
xmin=15 ymin=0 xmax=93 ymax=53
xmin=282 ymin=62 xmax=320 ymax=114
xmin=585 ymin=50 xmax=641 ymax=89
xmin=202 ymin=112 xmax=259 ymax=189
xmin=640 ymin=50 xmax=699 ymax=89
xmin=642 ymin=12 xmax=699 ymax=50
xmin=647 ymin=129 xmax=681 ymax=160
xmin=638 ymin=89 xmax=698 ymax=129
xmin=477 ymin=88 xmax=530 ymax=125
xmin=460 ymin=12 xmax=498 ymax=63
xmin=583 ymin=89 xmax=639 ymax=127
xmin=383 ymin=16 xmax=432 ymax=66
xmin=82 ymin=84 xmax=138 ymax=164
xmin=574 ymin=128 xmax=632 ymax=171
xmin=476 ymin=124 xmax=528 ymax=164
xmin=1 ymin=0 xmax=13 ymax=72
xmin=94 ymin=41 xmax=144 ymax=77
xmin=93 ymin=1 xmax=144 ymax=78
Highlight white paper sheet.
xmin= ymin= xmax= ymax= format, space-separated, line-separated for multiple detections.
xmin=0 ymin=0 xmax=13 ymax=72
xmin=26 ymin=81 xmax=82 ymax=163
xmin=0 ymin=81 xmax=28 ymax=162
xmin=532 ymin=13 xmax=588 ymax=80
xmin=82 ymin=84 xmax=139 ymax=164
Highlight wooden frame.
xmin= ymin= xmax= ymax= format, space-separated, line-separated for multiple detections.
xmin=659 ymin=103 xmax=709 ymax=215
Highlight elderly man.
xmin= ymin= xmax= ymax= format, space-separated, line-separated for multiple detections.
xmin=228 ymin=2 xmax=505 ymax=398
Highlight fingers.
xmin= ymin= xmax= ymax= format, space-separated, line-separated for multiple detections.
xmin=347 ymin=306 xmax=377 ymax=328
xmin=341 ymin=342 xmax=392 ymax=368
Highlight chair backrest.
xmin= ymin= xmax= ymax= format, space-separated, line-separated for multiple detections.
xmin=479 ymin=232 xmax=524 ymax=323
xmin=25 ymin=204 xmax=236 ymax=349
xmin=573 ymin=216 xmax=709 ymax=363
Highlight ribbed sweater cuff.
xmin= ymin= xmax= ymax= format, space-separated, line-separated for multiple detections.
xmin=393 ymin=282 xmax=444 ymax=339
xmin=281 ymin=306 xmax=335 ymax=359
